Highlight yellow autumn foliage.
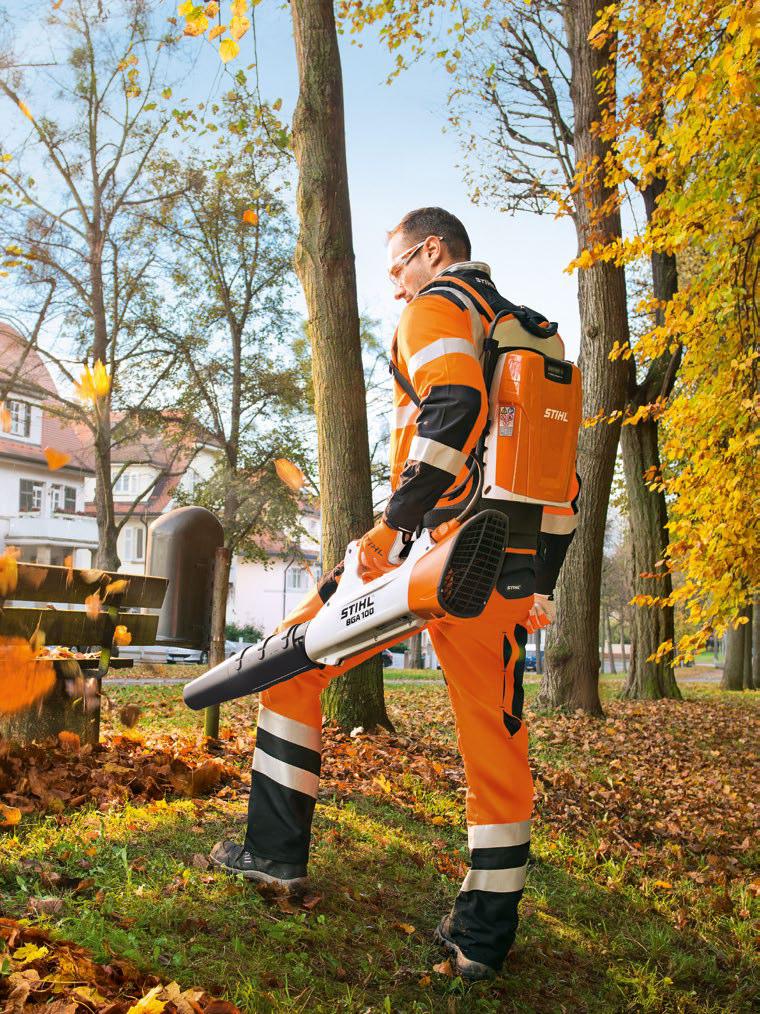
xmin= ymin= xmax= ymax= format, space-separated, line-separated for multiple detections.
xmin=586 ymin=0 xmax=760 ymax=659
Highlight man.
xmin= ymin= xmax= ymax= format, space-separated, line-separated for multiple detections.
xmin=211 ymin=208 xmax=579 ymax=981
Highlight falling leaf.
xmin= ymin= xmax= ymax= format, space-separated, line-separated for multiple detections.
xmin=126 ymin=984 xmax=167 ymax=1014
xmin=204 ymin=1 xmax=219 ymax=15
xmin=0 ymin=802 xmax=22 ymax=827
xmin=231 ymin=0 xmax=248 ymax=15
xmin=242 ymin=208 xmax=258 ymax=225
xmin=84 ymin=592 xmax=102 ymax=620
xmin=75 ymin=360 xmax=111 ymax=403
xmin=0 ymin=545 xmax=20 ymax=596
xmin=229 ymin=14 xmax=250 ymax=40
xmin=52 ymin=0 xmax=63 ymax=8
xmin=274 ymin=458 xmax=305 ymax=491
xmin=18 ymin=100 xmax=32 ymax=120
xmin=119 ymin=704 xmax=141 ymax=728
xmin=0 ymin=636 xmax=56 ymax=714
xmin=64 ymin=554 xmax=74 ymax=587
xmin=208 ymin=23 xmax=226 ymax=40
xmin=104 ymin=578 xmax=129 ymax=599
xmin=79 ymin=568 xmax=105 ymax=584
xmin=43 ymin=447 xmax=71 ymax=471
xmin=219 ymin=38 xmax=240 ymax=63
xmin=0 ymin=403 xmax=11 ymax=431
xmin=114 ymin=624 xmax=132 ymax=646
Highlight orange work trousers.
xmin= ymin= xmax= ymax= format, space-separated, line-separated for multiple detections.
xmin=245 ymin=559 xmax=534 ymax=968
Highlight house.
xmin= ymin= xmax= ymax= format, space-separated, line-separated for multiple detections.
xmin=0 ymin=324 xmax=322 ymax=641
xmin=0 ymin=325 xmax=97 ymax=566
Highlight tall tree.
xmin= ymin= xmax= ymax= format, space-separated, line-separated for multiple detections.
xmin=176 ymin=0 xmax=390 ymax=730
xmin=586 ymin=0 xmax=759 ymax=661
xmin=144 ymin=86 xmax=310 ymax=675
xmin=289 ymin=0 xmax=389 ymax=730
xmin=0 ymin=0 xmax=188 ymax=568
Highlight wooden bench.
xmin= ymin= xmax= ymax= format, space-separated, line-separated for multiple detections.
xmin=1 ymin=561 xmax=169 ymax=745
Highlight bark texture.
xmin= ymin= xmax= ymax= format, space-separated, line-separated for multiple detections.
xmin=721 ymin=620 xmax=745 ymax=690
xmin=753 ymin=598 xmax=760 ymax=689
xmin=205 ymin=545 xmax=232 ymax=739
xmin=537 ymin=0 xmax=630 ymax=716
xmin=621 ymin=175 xmax=681 ymax=699
xmin=290 ymin=0 xmax=390 ymax=729
xmin=742 ymin=603 xmax=753 ymax=691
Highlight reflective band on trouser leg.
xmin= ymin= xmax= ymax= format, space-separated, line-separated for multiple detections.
xmin=428 ymin=590 xmax=534 ymax=969
xmin=246 ymin=706 xmax=322 ymax=865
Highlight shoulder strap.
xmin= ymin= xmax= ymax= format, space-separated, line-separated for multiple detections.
xmin=389 ymin=359 xmax=421 ymax=407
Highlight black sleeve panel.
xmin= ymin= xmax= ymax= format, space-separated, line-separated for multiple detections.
xmin=535 ymin=531 xmax=575 ymax=595
xmin=385 ymin=383 xmax=483 ymax=532
xmin=384 ymin=460 xmax=454 ymax=532
xmin=416 ymin=383 xmax=483 ymax=448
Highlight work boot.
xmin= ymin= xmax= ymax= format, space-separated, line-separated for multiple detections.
xmin=209 ymin=840 xmax=308 ymax=892
xmin=434 ymin=915 xmax=498 ymax=982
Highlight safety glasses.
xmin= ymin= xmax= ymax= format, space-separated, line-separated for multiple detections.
xmin=388 ymin=235 xmax=444 ymax=284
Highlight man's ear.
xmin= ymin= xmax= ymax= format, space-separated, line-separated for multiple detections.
xmin=425 ymin=235 xmax=445 ymax=268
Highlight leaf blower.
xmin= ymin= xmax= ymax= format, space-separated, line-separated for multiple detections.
xmin=183 ymin=509 xmax=509 ymax=710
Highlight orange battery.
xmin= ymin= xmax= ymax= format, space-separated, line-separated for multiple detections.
xmin=482 ymin=349 xmax=581 ymax=507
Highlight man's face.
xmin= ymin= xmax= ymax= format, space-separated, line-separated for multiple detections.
xmin=387 ymin=232 xmax=452 ymax=303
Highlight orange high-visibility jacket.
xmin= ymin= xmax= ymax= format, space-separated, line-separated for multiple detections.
xmin=384 ymin=261 xmax=580 ymax=595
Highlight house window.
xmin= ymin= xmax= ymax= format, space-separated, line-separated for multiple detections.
xmin=113 ymin=471 xmax=148 ymax=495
xmin=285 ymin=566 xmax=309 ymax=592
xmin=19 ymin=479 xmax=43 ymax=512
xmin=51 ymin=484 xmax=77 ymax=514
xmin=123 ymin=526 xmax=145 ymax=562
xmin=9 ymin=400 xmax=31 ymax=438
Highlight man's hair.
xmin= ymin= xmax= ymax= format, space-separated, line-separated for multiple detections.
xmin=388 ymin=207 xmax=471 ymax=261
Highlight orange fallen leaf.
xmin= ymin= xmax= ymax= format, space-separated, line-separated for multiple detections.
xmin=43 ymin=446 xmax=72 ymax=471
xmin=432 ymin=959 xmax=453 ymax=977
xmin=57 ymin=730 xmax=81 ymax=752
xmin=85 ymin=592 xmax=102 ymax=620
xmin=0 ymin=403 xmax=11 ymax=432
xmin=0 ymin=636 xmax=56 ymax=714
xmin=64 ymin=554 xmax=74 ymax=588
xmin=395 ymin=922 xmax=416 ymax=935
xmin=242 ymin=208 xmax=258 ymax=225
xmin=18 ymin=100 xmax=33 ymax=120
xmin=274 ymin=458 xmax=305 ymax=491
xmin=0 ymin=802 xmax=22 ymax=827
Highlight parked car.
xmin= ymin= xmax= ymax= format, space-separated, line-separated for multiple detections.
xmin=165 ymin=646 xmax=208 ymax=664
xmin=382 ymin=649 xmax=394 ymax=668
xmin=524 ymin=653 xmax=537 ymax=672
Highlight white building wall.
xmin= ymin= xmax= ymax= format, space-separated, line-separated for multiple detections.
xmin=230 ymin=555 xmax=318 ymax=637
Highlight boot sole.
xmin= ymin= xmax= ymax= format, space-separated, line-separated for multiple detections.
xmin=209 ymin=853 xmax=308 ymax=891
xmin=434 ymin=925 xmax=496 ymax=982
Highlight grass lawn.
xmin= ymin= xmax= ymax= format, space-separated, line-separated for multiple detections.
xmin=1 ymin=677 xmax=758 ymax=1013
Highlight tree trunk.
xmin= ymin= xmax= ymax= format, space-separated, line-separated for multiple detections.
xmin=606 ymin=609 xmax=617 ymax=674
xmin=721 ymin=620 xmax=745 ymax=690
xmin=742 ymin=603 xmax=753 ymax=690
xmin=536 ymin=627 xmax=544 ymax=675
xmin=753 ymin=597 xmax=760 ymax=689
xmin=205 ymin=545 xmax=231 ymax=740
xmin=537 ymin=0 xmax=630 ymax=716
xmin=621 ymin=419 xmax=681 ymax=699
xmin=290 ymin=0 xmax=390 ymax=730
xmin=94 ymin=420 xmax=119 ymax=571
xmin=620 ymin=613 xmax=628 ymax=666
xmin=406 ymin=631 xmax=424 ymax=669
xmin=620 ymin=169 xmax=681 ymax=699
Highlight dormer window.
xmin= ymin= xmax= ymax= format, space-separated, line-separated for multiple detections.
xmin=9 ymin=400 xmax=31 ymax=438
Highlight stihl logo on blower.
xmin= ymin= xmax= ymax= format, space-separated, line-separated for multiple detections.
xmin=341 ymin=595 xmax=375 ymax=625
xmin=544 ymin=407 xmax=569 ymax=422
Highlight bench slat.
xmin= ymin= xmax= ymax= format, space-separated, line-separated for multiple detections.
xmin=0 ymin=607 xmax=160 ymax=646
xmin=10 ymin=563 xmax=167 ymax=609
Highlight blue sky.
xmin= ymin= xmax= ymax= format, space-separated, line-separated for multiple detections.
xmin=176 ymin=1 xmax=582 ymax=359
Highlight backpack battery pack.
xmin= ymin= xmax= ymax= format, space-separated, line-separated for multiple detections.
xmin=480 ymin=316 xmax=581 ymax=508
